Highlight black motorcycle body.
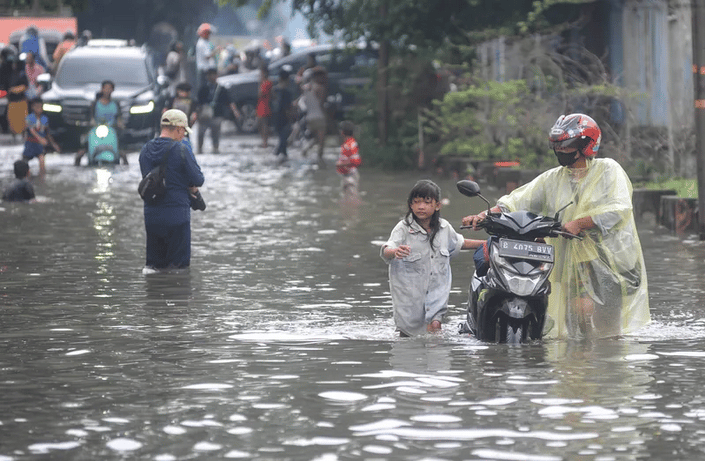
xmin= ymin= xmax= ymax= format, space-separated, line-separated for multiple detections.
xmin=457 ymin=180 xmax=573 ymax=344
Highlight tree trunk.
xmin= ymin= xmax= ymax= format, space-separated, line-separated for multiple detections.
xmin=32 ymin=0 xmax=41 ymax=14
xmin=376 ymin=2 xmax=389 ymax=146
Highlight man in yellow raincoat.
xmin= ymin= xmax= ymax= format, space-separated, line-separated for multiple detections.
xmin=462 ymin=113 xmax=650 ymax=339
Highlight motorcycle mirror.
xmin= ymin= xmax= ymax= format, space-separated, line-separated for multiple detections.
xmin=554 ymin=201 xmax=574 ymax=221
xmin=457 ymin=180 xmax=492 ymax=212
xmin=456 ymin=180 xmax=481 ymax=197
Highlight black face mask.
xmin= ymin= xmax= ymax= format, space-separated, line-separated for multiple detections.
xmin=554 ymin=150 xmax=580 ymax=167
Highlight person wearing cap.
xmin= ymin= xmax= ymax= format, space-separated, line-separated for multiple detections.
xmin=195 ymin=23 xmax=218 ymax=91
xmin=139 ymin=109 xmax=204 ymax=271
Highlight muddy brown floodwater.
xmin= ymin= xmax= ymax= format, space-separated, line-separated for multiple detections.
xmin=2 ymin=136 xmax=705 ymax=460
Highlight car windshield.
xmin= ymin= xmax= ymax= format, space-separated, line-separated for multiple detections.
xmin=56 ymin=55 xmax=151 ymax=88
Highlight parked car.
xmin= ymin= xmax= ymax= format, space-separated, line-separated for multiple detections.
xmin=40 ymin=43 xmax=169 ymax=148
xmin=216 ymin=43 xmax=377 ymax=133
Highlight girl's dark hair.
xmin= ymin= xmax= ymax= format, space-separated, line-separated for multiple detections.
xmin=404 ymin=179 xmax=442 ymax=249
xmin=97 ymin=80 xmax=114 ymax=100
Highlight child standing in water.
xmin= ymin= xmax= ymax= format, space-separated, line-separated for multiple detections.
xmin=23 ymin=97 xmax=60 ymax=175
xmin=381 ymin=180 xmax=483 ymax=337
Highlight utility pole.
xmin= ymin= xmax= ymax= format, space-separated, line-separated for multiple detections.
xmin=693 ymin=0 xmax=705 ymax=239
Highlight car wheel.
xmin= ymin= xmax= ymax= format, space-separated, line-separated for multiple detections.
xmin=236 ymin=100 xmax=258 ymax=134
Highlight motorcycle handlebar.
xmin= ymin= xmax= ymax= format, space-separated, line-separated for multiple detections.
xmin=551 ymin=229 xmax=583 ymax=240
xmin=460 ymin=220 xmax=583 ymax=241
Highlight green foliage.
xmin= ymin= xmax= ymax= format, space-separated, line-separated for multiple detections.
xmin=217 ymin=0 xmax=585 ymax=50
xmin=426 ymin=79 xmax=551 ymax=167
xmin=345 ymin=51 xmax=434 ymax=169
xmin=636 ymin=178 xmax=698 ymax=199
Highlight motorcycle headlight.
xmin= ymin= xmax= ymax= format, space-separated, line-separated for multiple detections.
xmin=95 ymin=125 xmax=110 ymax=138
xmin=43 ymin=103 xmax=62 ymax=113
xmin=130 ymin=100 xmax=154 ymax=114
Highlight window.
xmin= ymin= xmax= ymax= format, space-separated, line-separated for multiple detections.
xmin=56 ymin=55 xmax=150 ymax=88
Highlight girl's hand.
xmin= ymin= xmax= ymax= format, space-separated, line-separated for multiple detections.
xmin=394 ymin=245 xmax=411 ymax=259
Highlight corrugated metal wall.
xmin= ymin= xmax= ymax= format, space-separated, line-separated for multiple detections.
xmin=620 ymin=0 xmax=692 ymax=128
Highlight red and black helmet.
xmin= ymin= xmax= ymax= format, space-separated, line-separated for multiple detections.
xmin=548 ymin=113 xmax=602 ymax=157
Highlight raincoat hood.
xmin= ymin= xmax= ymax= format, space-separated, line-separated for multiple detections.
xmin=497 ymin=158 xmax=650 ymax=339
xmin=142 ymin=137 xmax=178 ymax=162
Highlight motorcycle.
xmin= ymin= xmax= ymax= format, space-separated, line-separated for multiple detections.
xmin=456 ymin=180 xmax=578 ymax=344
xmin=86 ymin=124 xmax=120 ymax=165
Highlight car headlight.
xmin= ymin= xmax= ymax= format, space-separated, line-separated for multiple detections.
xmin=43 ymin=103 xmax=62 ymax=113
xmin=130 ymin=100 xmax=154 ymax=114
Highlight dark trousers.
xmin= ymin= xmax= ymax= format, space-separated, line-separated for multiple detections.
xmin=274 ymin=122 xmax=291 ymax=157
xmin=197 ymin=117 xmax=222 ymax=152
xmin=145 ymin=219 xmax=191 ymax=269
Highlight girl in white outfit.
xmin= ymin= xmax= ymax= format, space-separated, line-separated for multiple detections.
xmin=381 ymin=180 xmax=483 ymax=337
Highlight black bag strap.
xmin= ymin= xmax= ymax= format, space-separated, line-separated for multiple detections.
xmin=156 ymin=140 xmax=180 ymax=172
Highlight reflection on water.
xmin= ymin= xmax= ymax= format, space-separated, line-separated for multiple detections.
xmin=2 ymin=143 xmax=705 ymax=459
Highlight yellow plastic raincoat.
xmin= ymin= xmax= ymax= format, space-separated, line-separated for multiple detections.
xmin=497 ymin=158 xmax=650 ymax=339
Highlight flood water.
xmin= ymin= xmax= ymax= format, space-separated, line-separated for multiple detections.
xmin=2 ymin=136 xmax=705 ymax=460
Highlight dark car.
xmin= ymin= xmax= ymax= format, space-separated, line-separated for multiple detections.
xmin=40 ymin=44 xmax=168 ymax=148
xmin=217 ymin=43 xmax=377 ymax=133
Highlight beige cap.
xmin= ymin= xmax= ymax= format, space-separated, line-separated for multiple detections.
xmin=161 ymin=109 xmax=192 ymax=135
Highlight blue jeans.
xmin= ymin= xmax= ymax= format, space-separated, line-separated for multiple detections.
xmin=144 ymin=209 xmax=191 ymax=269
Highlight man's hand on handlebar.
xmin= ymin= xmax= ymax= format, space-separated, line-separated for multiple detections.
xmin=461 ymin=213 xmax=486 ymax=230
xmin=562 ymin=220 xmax=583 ymax=236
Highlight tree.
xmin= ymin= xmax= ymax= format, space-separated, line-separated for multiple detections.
xmin=219 ymin=0 xmax=594 ymax=148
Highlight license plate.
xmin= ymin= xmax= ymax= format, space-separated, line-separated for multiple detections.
xmin=498 ymin=238 xmax=554 ymax=262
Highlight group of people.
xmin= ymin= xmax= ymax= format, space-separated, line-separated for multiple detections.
xmin=380 ymin=113 xmax=650 ymax=340
xmin=3 ymin=34 xmax=648 ymax=341
xmin=0 ymin=27 xmax=86 ymax=142
xmin=255 ymin=54 xmax=329 ymax=164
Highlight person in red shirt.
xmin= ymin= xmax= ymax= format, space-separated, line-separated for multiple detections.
xmin=336 ymin=121 xmax=361 ymax=201
xmin=256 ymin=65 xmax=273 ymax=148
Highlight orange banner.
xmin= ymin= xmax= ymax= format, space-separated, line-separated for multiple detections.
xmin=0 ymin=17 xmax=77 ymax=45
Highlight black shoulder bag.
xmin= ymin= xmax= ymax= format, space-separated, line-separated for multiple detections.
xmin=138 ymin=141 xmax=177 ymax=205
